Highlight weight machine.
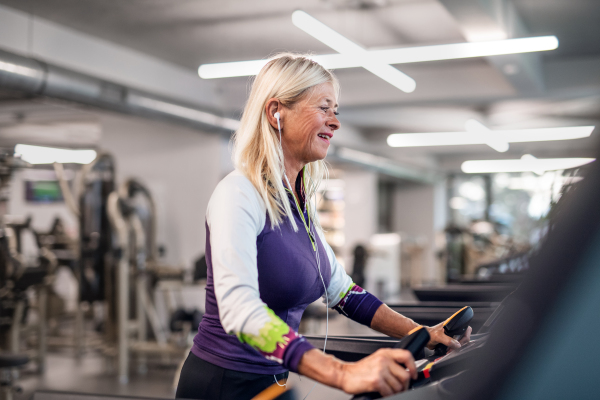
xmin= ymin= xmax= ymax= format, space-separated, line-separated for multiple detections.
xmin=0 ymin=149 xmax=56 ymax=400
xmin=107 ymin=178 xmax=187 ymax=384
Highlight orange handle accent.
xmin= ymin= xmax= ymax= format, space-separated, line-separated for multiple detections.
xmin=407 ymin=326 xmax=424 ymax=335
xmin=443 ymin=306 xmax=468 ymax=327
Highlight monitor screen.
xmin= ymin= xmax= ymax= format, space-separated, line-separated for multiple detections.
xmin=25 ymin=180 xmax=64 ymax=203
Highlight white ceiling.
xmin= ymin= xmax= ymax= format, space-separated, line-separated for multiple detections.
xmin=0 ymin=0 xmax=599 ymax=169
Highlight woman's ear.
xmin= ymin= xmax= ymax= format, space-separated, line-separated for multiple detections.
xmin=265 ymin=98 xmax=281 ymax=130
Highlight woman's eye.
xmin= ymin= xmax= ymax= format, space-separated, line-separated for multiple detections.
xmin=320 ymin=107 xmax=339 ymax=116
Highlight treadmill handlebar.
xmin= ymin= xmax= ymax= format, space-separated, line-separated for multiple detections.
xmin=434 ymin=306 xmax=474 ymax=355
xmin=351 ymin=327 xmax=431 ymax=400
xmin=393 ymin=326 xmax=430 ymax=358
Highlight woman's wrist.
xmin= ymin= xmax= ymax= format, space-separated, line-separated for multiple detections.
xmin=297 ymin=348 xmax=347 ymax=390
xmin=370 ymin=304 xmax=421 ymax=339
xmin=405 ymin=317 xmax=422 ymax=336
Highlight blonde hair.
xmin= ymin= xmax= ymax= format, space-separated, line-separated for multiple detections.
xmin=232 ymin=53 xmax=340 ymax=231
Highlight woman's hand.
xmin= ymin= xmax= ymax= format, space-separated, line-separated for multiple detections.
xmin=425 ymin=323 xmax=472 ymax=351
xmin=339 ymin=348 xmax=418 ymax=396
xmin=298 ymin=348 xmax=417 ymax=397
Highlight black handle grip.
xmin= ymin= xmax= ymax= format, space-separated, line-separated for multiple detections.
xmin=394 ymin=325 xmax=430 ymax=360
xmin=351 ymin=327 xmax=431 ymax=400
xmin=434 ymin=306 xmax=474 ymax=356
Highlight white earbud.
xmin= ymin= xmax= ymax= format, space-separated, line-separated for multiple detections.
xmin=274 ymin=112 xmax=281 ymax=133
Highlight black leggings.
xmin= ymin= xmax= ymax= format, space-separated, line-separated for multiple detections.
xmin=175 ymin=352 xmax=289 ymax=400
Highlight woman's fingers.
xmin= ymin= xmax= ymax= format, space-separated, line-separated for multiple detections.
xmin=435 ymin=328 xmax=460 ymax=349
xmin=389 ymin=349 xmax=418 ymax=380
xmin=381 ymin=368 xmax=403 ymax=395
xmin=459 ymin=326 xmax=472 ymax=345
xmin=426 ymin=323 xmax=463 ymax=351
xmin=341 ymin=348 xmax=416 ymax=395
xmin=388 ymin=358 xmax=411 ymax=388
xmin=377 ymin=377 xmax=396 ymax=398
xmin=444 ymin=335 xmax=462 ymax=350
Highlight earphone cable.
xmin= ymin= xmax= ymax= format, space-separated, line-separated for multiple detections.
xmin=277 ymin=114 xmax=329 ymax=399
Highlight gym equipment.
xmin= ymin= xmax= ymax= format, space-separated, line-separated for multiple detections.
xmin=58 ymin=156 xmax=192 ymax=383
xmin=395 ymin=292 xmax=506 ymax=391
xmin=324 ymin=155 xmax=600 ymax=399
xmin=433 ymin=306 xmax=473 ymax=355
xmin=461 ymin=252 xmax=529 ymax=284
xmin=440 ymin=153 xmax=600 ymax=400
xmin=53 ymin=154 xmax=116 ymax=359
xmin=387 ymin=302 xmax=495 ymax=332
xmin=305 ymin=295 xmax=505 ymax=398
xmin=351 ymin=327 xmax=431 ymax=400
xmin=412 ymin=284 xmax=514 ymax=303
xmin=0 ymin=352 xmax=29 ymax=400
xmin=0 ymin=149 xmax=55 ymax=397
xmin=75 ymin=154 xmax=116 ymax=304
xmin=2 ymin=215 xmax=57 ymax=372
xmin=107 ymin=178 xmax=188 ymax=384
xmin=0 ymin=150 xmax=58 ymax=375
xmin=414 ymin=246 xmax=526 ymax=304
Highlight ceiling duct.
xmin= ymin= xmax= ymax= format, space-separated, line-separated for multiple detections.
xmin=330 ymin=146 xmax=440 ymax=183
xmin=0 ymin=49 xmax=436 ymax=183
xmin=0 ymin=49 xmax=239 ymax=132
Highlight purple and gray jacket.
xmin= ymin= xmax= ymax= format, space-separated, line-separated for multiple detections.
xmin=192 ymin=170 xmax=383 ymax=374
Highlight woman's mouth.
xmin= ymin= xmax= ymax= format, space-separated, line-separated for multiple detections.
xmin=317 ymin=133 xmax=331 ymax=142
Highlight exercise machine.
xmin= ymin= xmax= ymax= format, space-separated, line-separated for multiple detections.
xmin=387 ymin=302 xmax=496 ymax=333
xmin=107 ymin=178 xmax=187 ymax=384
xmin=307 ymin=153 xmax=600 ymax=399
xmin=0 ymin=148 xmax=50 ymax=399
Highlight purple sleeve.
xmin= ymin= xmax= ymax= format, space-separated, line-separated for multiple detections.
xmin=283 ymin=336 xmax=315 ymax=373
xmin=333 ymin=284 xmax=383 ymax=327
xmin=249 ymin=325 xmax=315 ymax=373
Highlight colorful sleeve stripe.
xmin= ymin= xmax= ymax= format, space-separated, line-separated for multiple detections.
xmin=333 ymin=283 xmax=383 ymax=327
xmin=237 ymin=307 xmax=314 ymax=372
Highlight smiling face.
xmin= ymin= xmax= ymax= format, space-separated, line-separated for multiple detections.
xmin=280 ymin=82 xmax=341 ymax=168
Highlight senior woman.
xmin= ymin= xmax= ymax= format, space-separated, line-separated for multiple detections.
xmin=176 ymin=54 xmax=470 ymax=400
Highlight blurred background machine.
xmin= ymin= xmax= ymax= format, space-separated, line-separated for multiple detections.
xmin=0 ymin=148 xmax=202 ymax=396
xmin=106 ymin=178 xmax=190 ymax=384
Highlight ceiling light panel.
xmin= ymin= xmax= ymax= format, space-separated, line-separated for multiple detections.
xmin=461 ymin=157 xmax=595 ymax=174
xmin=387 ymin=126 xmax=595 ymax=147
xmin=465 ymin=119 xmax=509 ymax=152
xmin=291 ymin=10 xmax=416 ymax=93
xmin=198 ymin=36 xmax=558 ymax=80
xmin=15 ymin=144 xmax=97 ymax=164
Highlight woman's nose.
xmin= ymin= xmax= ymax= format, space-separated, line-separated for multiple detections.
xmin=329 ymin=115 xmax=341 ymax=131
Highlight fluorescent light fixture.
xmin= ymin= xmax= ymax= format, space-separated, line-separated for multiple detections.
xmin=342 ymin=35 xmax=558 ymax=66
xmin=465 ymin=119 xmax=509 ymax=152
xmin=198 ymin=35 xmax=558 ymax=79
xmin=291 ymin=10 xmax=416 ymax=92
xmin=387 ymin=126 xmax=595 ymax=148
xmin=292 ymin=10 xmax=363 ymax=55
xmin=15 ymin=144 xmax=97 ymax=164
xmin=461 ymin=156 xmax=595 ymax=174
xmin=520 ymin=154 xmax=545 ymax=175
